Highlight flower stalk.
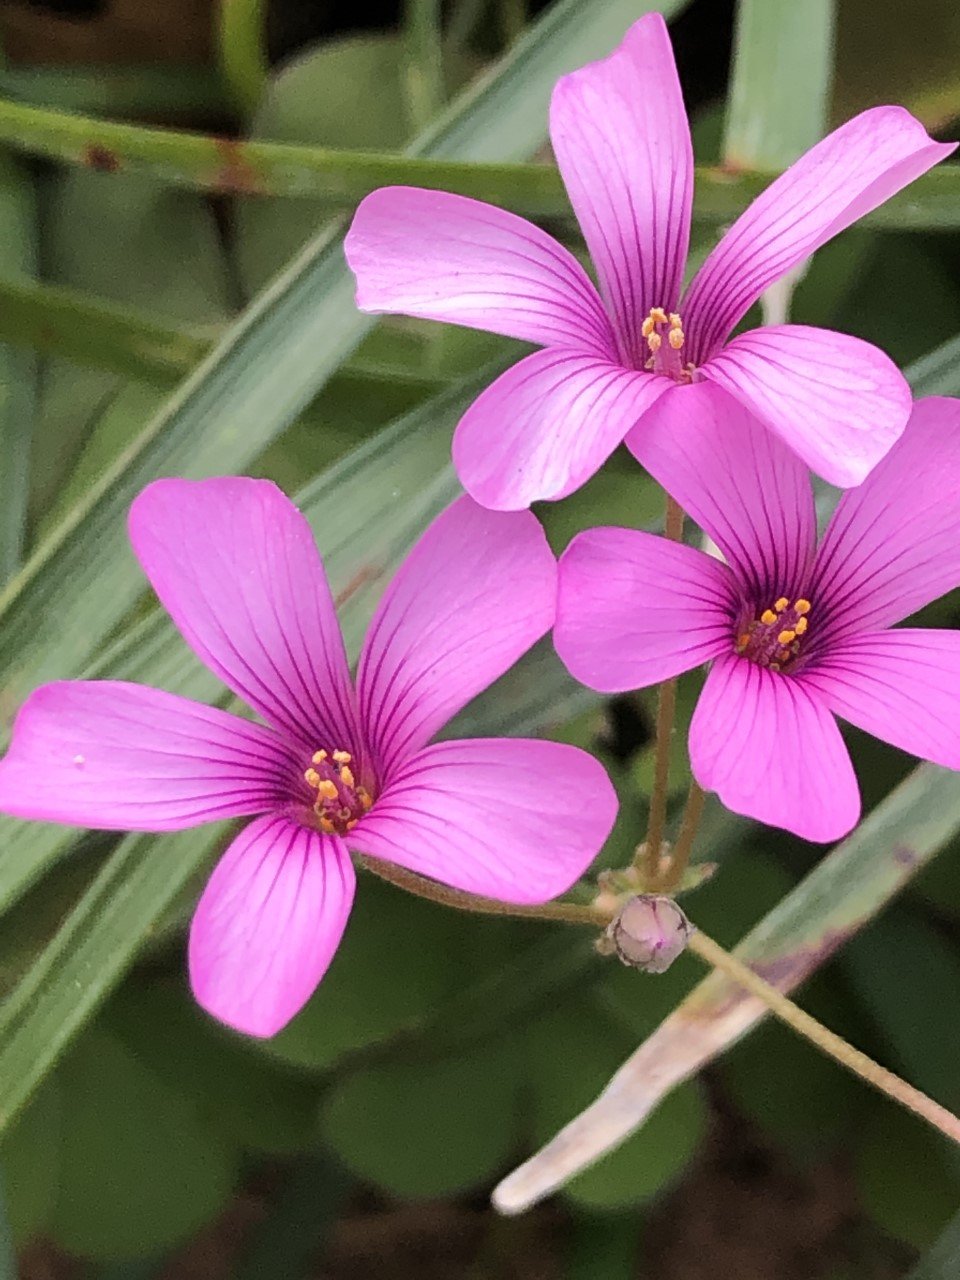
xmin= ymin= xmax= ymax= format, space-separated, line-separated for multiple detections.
xmin=368 ymin=848 xmax=960 ymax=1150
xmin=687 ymin=928 xmax=960 ymax=1147
xmin=655 ymin=779 xmax=706 ymax=894
xmin=638 ymin=493 xmax=685 ymax=885
xmin=359 ymin=855 xmax=610 ymax=927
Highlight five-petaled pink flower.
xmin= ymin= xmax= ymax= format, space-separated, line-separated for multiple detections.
xmin=0 ymin=480 xmax=616 ymax=1037
xmin=344 ymin=13 xmax=954 ymax=511
xmin=554 ymin=387 xmax=960 ymax=843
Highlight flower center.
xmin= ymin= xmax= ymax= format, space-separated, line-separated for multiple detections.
xmin=641 ymin=307 xmax=695 ymax=383
xmin=303 ymin=749 xmax=373 ymax=835
xmin=735 ymin=597 xmax=812 ymax=672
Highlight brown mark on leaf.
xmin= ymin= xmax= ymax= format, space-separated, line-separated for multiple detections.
xmin=891 ymin=843 xmax=919 ymax=868
xmin=84 ymin=144 xmax=121 ymax=173
xmin=752 ymin=927 xmax=855 ymax=994
xmin=212 ymin=137 xmax=264 ymax=196
xmin=704 ymin=159 xmax=751 ymax=181
xmin=334 ymin=564 xmax=382 ymax=610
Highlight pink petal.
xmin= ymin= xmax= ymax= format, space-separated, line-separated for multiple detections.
xmin=555 ymin=527 xmax=737 ymax=691
xmin=357 ymin=496 xmax=556 ymax=775
xmin=344 ymin=187 xmax=615 ymax=356
xmin=452 ymin=349 xmax=668 ymax=510
xmin=353 ymin=738 xmax=616 ymax=903
xmin=549 ymin=13 xmax=693 ymax=363
xmin=810 ymin=397 xmax=960 ymax=640
xmin=689 ymin=653 xmax=859 ymax=843
xmin=129 ymin=478 xmax=357 ymax=754
xmin=0 ymin=681 xmax=297 ymax=830
xmin=801 ymin=630 xmax=960 ymax=770
xmin=701 ymin=325 xmax=911 ymax=487
xmin=683 ymin=107 xmax=955 ymax=361
xmin=627 ymin=379 xmax=816 ymax=602
xmin=189 ymin=813 xmax=355 ymax=1037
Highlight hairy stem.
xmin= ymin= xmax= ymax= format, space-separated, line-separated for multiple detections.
xmin=638 ymin=494 xmax=685 ymax=884
xmin=688 ymin=929 xmax=960 ymax=1147
xmin=359 ymin=855 xmax=611 ymax=927
xmin=657 ymin=780 xmax=706 ymax=894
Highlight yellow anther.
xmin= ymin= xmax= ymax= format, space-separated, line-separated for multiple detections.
xmin=774 ymin=597 xmax=789 ymax=612
xmin=346 ymin=818 xmax=358 ymax=831
xmin=358 ymin=787 xmax=373 ymax=811
xmin=304 ymin=768 xmax=320 ymax=788
xmin=317 ymin=779 xmax=339 ymax=801
xmin=649 ymin=306 xmax=668 ymax=324
xmin=332 ymin=749 xmax=351 ymax=764
xmin=641 ymin=316 xmax=655 ymax=338
xmin=668 ymin=327 xmax=684 ymax=350
xmin=760 ymin=609 xmax=777 ymax=625
xmin=736 ymin=633 xmax=751 ymax=651
xmin=669 ymin=312 xmax=682 ymax=328
xmin=339 ymin=765 xmax=355 ymax=789
xmin=319 ymin=816 xmax=335 ymax=834
xmin=312 ymin=750 xmax=327 ymax=764
xmin=777 ymin=629 xmax=796 ymax=646
xmin=647 ymin=332 xmax=662 ymax=354
xmin=794 ymin=599 xmax=811 ymax=615
xmin=795 ymin=617 xmax=808 ymax=635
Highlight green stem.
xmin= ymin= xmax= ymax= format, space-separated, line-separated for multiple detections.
xmin=0 ymin=93 xmax=954 ymax=227
xmin=404 ymin=0 xmax=445 ymax=132
xmin=638 ymin=494 xmax=685 ymax=884
xmin=657 ymin=780 xmax=705 ymax=894
xmin=217 ymin=0 xmax=269 ymax=116
xmin=359 ymin=855 xmax=610 ymax=927
xmin=688 ymin=929 xmax=960 ymax=1148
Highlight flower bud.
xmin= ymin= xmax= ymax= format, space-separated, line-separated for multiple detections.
xmin=606 ymin=895 xmax=692 ymax=973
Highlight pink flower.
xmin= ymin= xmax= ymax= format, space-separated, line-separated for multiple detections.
xmin=344 ymin=14 xmax=954 ymax=511
xmin=554 ymin=387 xmax=960 ymax=844
xmin=0 ymin=480 xmax=616 ymax=1036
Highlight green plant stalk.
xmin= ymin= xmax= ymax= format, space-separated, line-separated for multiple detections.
xmin=0 ymin=152 xmax=39 ymax=586
xmin=687 ymin=929 xmax=960 ymax=1147
xmin=405 ymin=0 xmax=446 ymax=132
xmin=656 ymin=780 xmax=705 ymax=894
xmin=638 ymin=494 xmax=685 ymax=883
xmin=0 ymin=93 xmax=958 ymax=227
xmin=217 ymin=0 xmax=269 ymax=115
xmin=360 ymin=855 xmax=610 ymax=926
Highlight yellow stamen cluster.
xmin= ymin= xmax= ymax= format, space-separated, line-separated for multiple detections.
xmin=641 ymin=307 xmax=685 ymax=356
xmin=735 ymin=597 xmax=812 ymax=671
xmin=303 ymin=748 xmax=372 ymax=834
